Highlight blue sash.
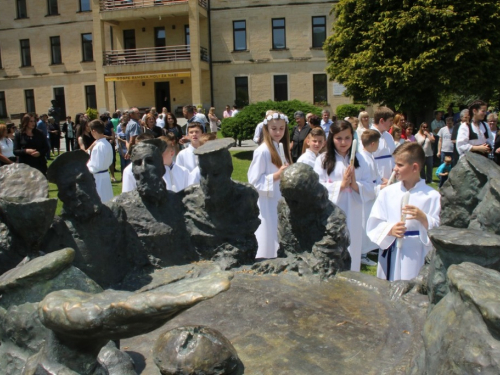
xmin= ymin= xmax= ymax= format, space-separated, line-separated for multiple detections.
xmin=374 ymin=154 xmax=392 ymax=160
xmin=96 ymin=170 xmax=108 ymax=174
xmin=380 ymin=231 xmax=420 ymax=280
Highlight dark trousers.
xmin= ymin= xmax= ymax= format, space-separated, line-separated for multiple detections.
xmin=439 ymin=174 xmax=448 ymax=188
xmin=66 ymin=138 xmax=75 ymax=152
xmin=420 ymin=156 xmax=433 ymax=184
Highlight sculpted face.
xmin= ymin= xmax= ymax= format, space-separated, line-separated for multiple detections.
xmin=131 ymin=144 xmax=166 ymax=200
xmin=199 ymin=151 xmax=233 ymax=203
xmin=58 ymin=170 xmax=101 ymax=219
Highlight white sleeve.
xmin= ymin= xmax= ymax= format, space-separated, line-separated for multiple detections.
xmin=457 ymin=124 xmax=472 ymax=155
xmin=355 ymin=154 xmax=377 ymax=203
xmin=367 ymin=191 xmax=398 ymax=250
xmin=314 ymin=154 xmax=341 ymax=203
xmin=188 ymin=167 xmax=200 ymax=186
xmin=121 ymin=165 xmax=136 ymax=193
xmin=248 ymin=147 xmax=275 ymax=197
xmin=87 ymin=142 xmax=108 ymax=173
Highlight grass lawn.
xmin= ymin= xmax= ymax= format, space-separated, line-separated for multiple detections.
xmin=47 ymin=147 xmax=441 ymax=277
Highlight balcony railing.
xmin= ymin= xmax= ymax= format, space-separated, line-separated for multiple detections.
xmin=103 ymin=45 xmax=209 ymax=66
xmin=100 ymin=0 xmax=207 ymax=11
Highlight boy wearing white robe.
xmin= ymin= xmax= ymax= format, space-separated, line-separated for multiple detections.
xmin=177 ymin=122 xmax=202 ymax=172
xmin=367 ymin=142 xmax=441 ymax=281
xmin=365 ymin=107 xmax=396 ymax=180
xmin=87 ymin=120 xmax=113 ymax=203
xmin=296 ymin=128 xmax=326 ymax=168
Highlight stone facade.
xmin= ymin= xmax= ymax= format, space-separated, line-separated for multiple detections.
xmin=0 ymin=0 xmax=348 ymax=121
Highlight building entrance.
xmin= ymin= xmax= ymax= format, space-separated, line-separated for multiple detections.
xmin=155 ymin=82 xmax=171 ymax=113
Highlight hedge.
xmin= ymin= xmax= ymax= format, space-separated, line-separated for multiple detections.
xmin=335 ymin=104 xmax=366 ymax=120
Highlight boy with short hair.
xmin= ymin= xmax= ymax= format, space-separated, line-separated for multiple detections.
xmin=159 ymin=135 xmax=189 ymax=192
xmin=358 ymin=129 xmax=383 ymax=266
xmin=121 ymin=133 xmax=154 ymax=193
xmin=367 ymin=106 xmax=396 ymax=180
xmin=87 ymin=120 xmax=114 ymax=203
xmin=367 ymin=142 xmax=441 ymax=281
xmin=177 ymin=122 xmax=203 ymax=172
xmin=435 ymin=155 xmax=452 ymax=188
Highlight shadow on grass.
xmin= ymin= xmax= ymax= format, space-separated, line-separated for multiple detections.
xmin=231 ymin=151 xmax=254 ymax=161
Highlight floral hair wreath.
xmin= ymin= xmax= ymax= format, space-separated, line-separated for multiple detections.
xmin=263 ymin=113 xmax=289 ymax=125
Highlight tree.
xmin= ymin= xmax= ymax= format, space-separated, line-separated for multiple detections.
xmin=325 ymin=0 xmax=500 ymax=118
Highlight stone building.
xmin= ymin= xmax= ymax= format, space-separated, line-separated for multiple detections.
xmin=0 ymin=0 xmax=348 ymax=120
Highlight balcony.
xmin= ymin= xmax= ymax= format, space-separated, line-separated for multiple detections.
xmin=99 ymin=0 xmax=207 ymax=11
xmin=103 ymin=45 xmax=208 ymax=66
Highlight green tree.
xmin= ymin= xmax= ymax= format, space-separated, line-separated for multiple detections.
xmin=221 ymin=100 xmax=322 ymax=146
xmin=325 ymin=0 xmax=500 ymax=118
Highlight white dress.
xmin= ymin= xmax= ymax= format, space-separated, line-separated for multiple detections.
xmin=314 ymin=151 xmax=375 ymax=271
xmin=121 ymin=164 xmax=135 ymax=193
xmin=176 ymin=144 xmax=198 ymax=172
xmin=188 ymin=166 xmax=200 ymax=186
xmin=357 ymin=149 xmax=381 ymax=254
xmin=296 ymin=149 xmax=317 ymax=168
xmin=248 ymin=142 xmax=281 ymax=259
xmin=164 ymin=163 xmax=190 ymax=192
xmin=367 ymin=180 xmax=441 ymax=281
xmin=367 ymin=125 xmax=396 ymax=180
xmin=87 ymin=138 xmax=113 ymax=203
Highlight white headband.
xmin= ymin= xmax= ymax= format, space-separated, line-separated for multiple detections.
xmin=263 ymin=113 xmax=289 ymax=125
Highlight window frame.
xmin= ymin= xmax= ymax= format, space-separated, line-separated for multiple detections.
xmin=47 ymin=0 xmax=59 ymax=16
xmin=234 ymin=76 xmax=249 ymax=107
xmin=313 ymin=74 xmax=328 ymax=104
xmin=24 ymin=89 xmax=35 ymax=113
xmin=312 ymin=16 xmax=326 ymax=48
xmin=85 ymin=85 xmax=97 ymax=110
xmin=20 ymin=39 xmax=31 ymax=67
xmin=16 ymin=0 xmax=28 ymax=19
xmin=50 ymin=36 xmax=62 ymax=65
xmin=79 ymin=0 xmax=91 ymax=12
xmin=273 ymin=75 xmax=288 ymax=102
xmin=0 ymin=91 xmax=7 ymax=118
xmin=81 ymin=33 xmax=93 ymax=62
xmin=233 ymin=20 xmax=247 ymax=51
xmin=272 ymin=18 xmax=286 ymax=50
xmin=184 ymin=25 xmax=190 ymax=46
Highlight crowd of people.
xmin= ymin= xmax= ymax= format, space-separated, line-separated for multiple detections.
xmin=248 ymin=100 xmax=499 ymax=281
xmin=1 ymin=99 xmax=498 ymax=283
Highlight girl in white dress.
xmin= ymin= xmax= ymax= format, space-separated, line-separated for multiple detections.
xmin=297 ymin=127 xmax=326 ymax=168
xmin=248 ymin=112 xmax=292 ymax=259
xmin=314 ymin=120 xmax=374 ymax=271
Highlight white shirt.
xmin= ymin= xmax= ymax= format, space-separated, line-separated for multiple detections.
xmin=296 ymin=149 xmax=317 ymax=168
xmin=156 ymin=117 xmax=165 ymax=129
xmin=457 ymin=121 xmax=493 ymax=157
xmin=367 ymin=125 xmax=396 ymax=180
xmin=437 ymin=126 xmax=454 ymax=153
xmin=121 ymin=164 xmax=135 ymax=193
xmin=163 ymin=163 xmax=190 ymax=192
xmin=253 ymin=122 xmax=264 ymax=144
xmin=0 ymin=138 xmax=14 ymax=158
xmin=320 ymin=120 xmax=333 ymax=137
xmin=176 ymin=144 xmax=198 ymax=172
xmin=87 ymin=138 xmax=113 ymax=203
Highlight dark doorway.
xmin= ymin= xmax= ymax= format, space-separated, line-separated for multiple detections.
xmin=123 ymin=29 xmax=136 ymax=61
xmin=53 ymin=87 xmax=66 ymax=120
xmin=154 ymin=27 xmax=166 ymax=62
xmin=155 ymin=82 xmax=171 ymax=113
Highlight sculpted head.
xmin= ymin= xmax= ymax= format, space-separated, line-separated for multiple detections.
xmin=131 ymin=139 xmax=167 ymax=201
xmin=195 ymin=139 xmax=235 ymax=203
xmin=280 ymin=163 xmax=329 ymax=214
xmin=47 ymin=151 xmax=101 ymax=220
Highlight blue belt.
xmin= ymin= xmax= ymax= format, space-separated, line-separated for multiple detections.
xmin=96 ymin=170 xmax=108 ymax=174
xmin=374 ymin=154 xmax=392 ymax=160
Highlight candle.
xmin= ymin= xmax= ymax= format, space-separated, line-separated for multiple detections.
xmin=278 ymin=143 xmax=287 ymax=165
xmin=397 ymin=191 xmax=411 ymax=250
xmin=388 ymin=171 xmax=396 ymax=185
xmin=350 ymin=139 xmax=357 ymax=167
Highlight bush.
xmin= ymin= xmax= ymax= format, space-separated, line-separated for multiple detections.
xmin=86 ymin=108 xmax=98 ymax=121
xmin=221 ymin=100 xmax=323 ymax=145
xmin=335 ymin=104 xmax=366 ymax=120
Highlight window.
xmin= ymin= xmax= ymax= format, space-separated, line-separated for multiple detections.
xmin=272 ymin=18 xmax=286 ymax=49
xmin=313 ymin=74 xmax=328 ymax=104
xmin=79 ymin=0 xmax=91 ymax=12
xmin=312 ymin=16 xmax=326 ymax=48
xmin=235 ymin=77 xmax=249 ymax=107
xmin=85 ymin=85 xmax=96 ymax=109
xmin=47 ymin=0 xmax=58 ymax=15
xmin=233 ymin=20 xmax=246 ymax=51
xmin=185 ymin=25 xmax=190 ymax=46
xmin=20 ymin=39 xmax=31 ymax=67
xmin=81 ymin=33 xmax=93 ymax=62
xmin=16 ymin=0 xmax=28 ymax=19
xmin=273 ymin=75 xmax=288 ymax=101
xmin=50 ymin=36 xmax=62 ymax=64
xmin=0 ymin=92 xmax=6 ymax=118
xmin=25 ymin=89 xmax=35 ymax=113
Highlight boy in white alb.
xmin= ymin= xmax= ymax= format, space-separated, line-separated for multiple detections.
xmin=121 ymin=133 xmax=154 ymax=193
xmin=177 ymin=122 xmax=203 ymax=172
xmin=160 ymin=136 xmax=189 ymax=192
xmin=296 ymin=127 xmax=326 ymax=168
xmin=366 ymin=106 xmax=396 ymax=180
xmin=367 ymin=143 xmax=441 ymax=281
xmin=87 ymin=120 xmax=114 ymax=203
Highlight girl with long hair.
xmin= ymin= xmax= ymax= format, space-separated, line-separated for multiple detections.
xmin=248 ymin=111 xmax=292 ymax=259
xmin=13 ymin=114 xmax=49 ymax=175
xmin=313 ymin=120 xmax=374 ymax=271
